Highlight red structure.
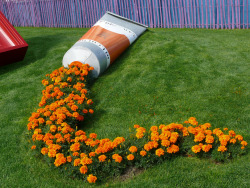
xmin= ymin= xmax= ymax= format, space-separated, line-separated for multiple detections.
xmin=0 ymin=11 xmax=28 ymax=66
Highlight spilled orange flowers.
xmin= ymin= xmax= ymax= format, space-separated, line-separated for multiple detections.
xmin=28 ymin=62 xmax=248 ymax=184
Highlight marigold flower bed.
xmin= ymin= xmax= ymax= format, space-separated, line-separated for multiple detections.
xmin=28 ymin=62 xmax=248 ymax=184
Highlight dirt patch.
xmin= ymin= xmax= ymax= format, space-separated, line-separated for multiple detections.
xmin=118 ymin=167 xmax=145 ymax=182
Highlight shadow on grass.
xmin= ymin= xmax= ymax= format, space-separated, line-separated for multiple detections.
xmin=0 ymin=34 xmax=64 ymax=76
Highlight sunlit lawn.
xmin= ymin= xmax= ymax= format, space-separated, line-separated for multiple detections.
xmin=0 ymin=27 xmax=249 ymax=187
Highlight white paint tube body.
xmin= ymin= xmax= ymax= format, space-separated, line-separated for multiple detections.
xmin=63 ymin=11 xmax=148 ymax=77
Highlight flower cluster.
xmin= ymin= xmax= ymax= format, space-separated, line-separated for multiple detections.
xmin=183 ymin=118 xmax=247 ymax=161
xmin=28 ymin=62 xmax=247 ymax=184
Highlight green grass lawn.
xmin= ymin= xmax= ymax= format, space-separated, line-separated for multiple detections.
xmin=0 ymin=27 xmax=249 ymax=187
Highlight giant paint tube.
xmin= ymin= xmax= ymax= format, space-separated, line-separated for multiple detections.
xmin=63 ymin=11 xmax=148 ymax=77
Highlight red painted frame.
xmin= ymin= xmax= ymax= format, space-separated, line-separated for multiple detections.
xmin=0 ymin=11 xmax=28 ymax=66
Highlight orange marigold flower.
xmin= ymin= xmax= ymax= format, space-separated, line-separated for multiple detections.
xmin=82 ymin=109 xmax=88 ymax=114
xmin=188 ymin=117 xmax=198 ymax=126
xmin=155 ymin=148 xmax=164 ymax=157
xmin=229 ymin=130 xmax=236 ymax=137
xmin=213 ymin=128 xmax=223 ymax=136
xmin=241 ymin=141 xmax=248 ymax=146
xmin=76 ymin=115 xmax=84 ymax=121
xmin=241 ymin=146 xmax=245 ymax=150
xmin=87 ymin=174 xmax=97 ymax=183
xmin=55 ymin=153 xmax=64 ymax=159
xmin=150 ymin=126 xmax=158 ymax=132
xmin=55 ymin=76 xmax=61 ymax=83
xmin=50 ymin=125 xmax=57 ymax=133
xmin=159 ymin=124 xmax=165 ymax=129
xmin=87 ymin=99 xmax=93 ymax=105
xmin=170 ymin=136 xmax=178 ymax=143
xmin=75 ymin=136 xmax=81 ymax=142
xmin=137 ymin=127 xmax=146 ymax=133
xmin=48 ymin=149 xmax=57 ymax=158
xmin=152 ymin=141 xmax=159 ymax=148
xmin=140 ymin=150 xmax=147 ymax=157
xmin=89 ymin=152 xmax=96 ymax=157
xmin=70 ymin=142 xmax=80 ymax=152
xmin=204 ymin=130 xmax=212 ymax=135
xmin=127 ymin=154 xmax=135 ymax=161
xmin=219 ymin=135 xmax=231 ymax=142
xmin=170 ymin=144 xmax=179 ymax=153
xmin=205 ymin=135 xmax=214 ymax=144
xmin=220 ymin=140 xmax=228 ymax=146
xmin=134 ymin=124 xmax=140 ymax=129
xmin=201 ymin=123 xmax=211 ymax=130
xmin=54 ymin=159 xmax=61 ymax=167
xmin=67 ymin=77 xmax=72 ymax=82
xmin=49 ymin=115 xmax=56 ymax=121
xmin=98 ymin=155 xmax=107 ymax=162
xmin=74 ymin=158 xmax=81 ymax=166
xmin=55 ymin=133 xmax=62 ymax=139
xmin=112 ymin=154 xmax=123 ymax=163
xmin=89 ymin=109 xmax=94 ymax=114
xmin=81 ymin=89 xmax=87 ymax=94
xmin=67 ymin=156 xmax=72 ymax=162
xmin=46 ymin=120 xmax=52 ymax=125
xmin=136 ymin=131 xmax=144 ymax=139
xmin=235 ymin=135 xmax=243 ymax=141
xmin=42 ymin=79 xmax=49 ymax=86
xmin=129 ymin=146 xmax=138 ymax=153
xmin=75 ymin=130 xmax=85 ymax=136
xmin=161 ymin=140 xmax=171 ymax=147
xmin=34 ymin=129 xmax=42 ymax=134
xmin=171 ymin=132 xmax=179 ymax=138
xmin=44 ymin=111 xmax=51 ymax=117
xmin=151 ymin=132 xmax=160 ymax=141
xmin=71 ymin=105 xmax=78 ymax=111
xmin=223 ymin=128 xmax=228 ymax=131
xmin=192 ymin=145 xmax=202 ymax=153
xmin=38 ymin=118 xmax=45 ymax=124
xmin=46 ymin=140 xmax=53 ymax=146
xmin=54 ymin=155 xmax=66 ymax=167
xmin=72 ymin=112 xmax=79 ymax=118
xmin=80 ymin=153 xmax=87 ymax=158
xmin=31 ymin=145 xmax=36 ymax=150
xmin=194 ymin=133 xmax=205 ymax=142
xmin=202 ymin=144 xmax=212 ymax=152
xmin=159 ymin=131 xmax=171 ymax=140
xmin=48 ymin=144 xmax=61 ymax=151
xmin=36 ymin=134 xmax=44 ymax=141
xmin=80 ymin=165 xmax=88 ymax=174
xmin=79 ymin=135 xmax=87 ymax=142
xmin=41 ymin=147 xmax=49 ymax=155
xmin=167 ymin=146 xmax=173 ymax=153
xmin=182 ymin=127 xmax=189 ymax=136
xmin=218 ymin=145 xmax=227 ymax=152
xmin=73 ymin=152 xmax=79 ymax=156
xmin=144 ymin=144 xmax=151 ymax=151
xmin=113 ymin=137 xmax=125 ymax=145
xmin=89 ymin=133 xmax=97 ymax=139
xmin=80 ymin=157 xmax=93 ymax=165
xmin=230 ymin=138 xmax=237 ymax=144
xmin=135 ymin=127 xmax=146 ymax=138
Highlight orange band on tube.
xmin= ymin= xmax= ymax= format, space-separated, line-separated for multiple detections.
xmin=80 ymin=26 xmax=130 ymax=64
